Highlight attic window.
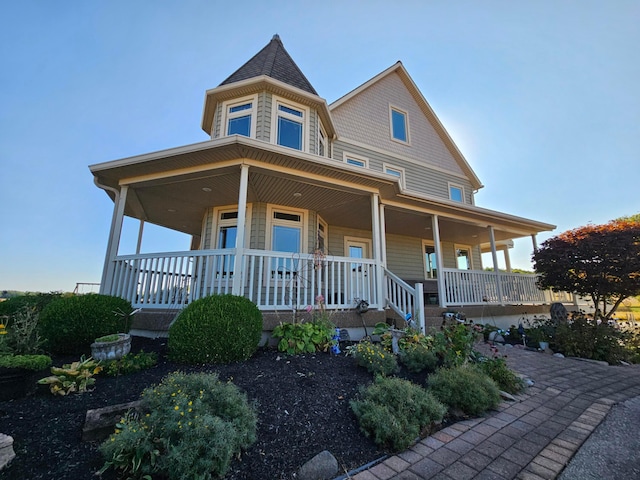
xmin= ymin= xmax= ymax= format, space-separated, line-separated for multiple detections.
xmin=449 ymin=183 xmax=464 ymax=202
xmin=390 ymin=107 xmax=409 ymax=143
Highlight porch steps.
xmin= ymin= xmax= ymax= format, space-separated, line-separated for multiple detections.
xmin=130 ymin=309 xmax=177 ymax=337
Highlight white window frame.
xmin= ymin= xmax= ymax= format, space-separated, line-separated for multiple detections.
xmin=383 ymin=163 xmax=406 ymax=188
xmin=270 ymin=96 xmax=310 ymax=152
xmin=422 ymin=240 xmax=438 ymax=279
xmin=343 ymin=152 xmax=369 ymax=168
xmin=454 ymin=244 xmax=473 ymax=270
xmin=316 ymin=215 xmax=328 ymax=253
xmin=265 ymin=205 xmax=308 ymax=253
xmin=448 ymin=182 xmax=465 ymax=203
xmin=318 ymin=122 xmax=328 ymax=157
xmin=210 ymin=205 xmax=252 ymax=249
xmin=389 ymin=104 xmax=410 ymax=144
xmin=221 ymin=95 xmax=258 ymax=138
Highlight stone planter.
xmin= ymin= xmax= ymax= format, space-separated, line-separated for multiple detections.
xmin=90 ymin=333 xmax=131 ymax=361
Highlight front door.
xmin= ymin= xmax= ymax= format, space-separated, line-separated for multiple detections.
xmin=345 ymin=238 xmax=372 ymax=305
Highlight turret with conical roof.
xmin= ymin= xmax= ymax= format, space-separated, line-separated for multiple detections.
xmin=220 ymin=34 xmax=318 ymax=95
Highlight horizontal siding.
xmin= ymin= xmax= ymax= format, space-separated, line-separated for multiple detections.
xmin=385 ymin=234 xmax=424 ymax=279
xmin=251 ymin=203 xmax=267 ymax=250
xmin=331 ymin=72 xmax=466 ymax=176
xmin=333 ymin=139 xmax=474 ymax=201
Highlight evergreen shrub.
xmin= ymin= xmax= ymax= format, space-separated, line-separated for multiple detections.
xmin=39 ymin=295 xmax=133 ymax=354
xmin=351 ymin=375 xmax=446 ymax=452
xmin=476 ymin=357 xmax=524 ymax=394
xmin=427 ymin=364 xmax=501 ymax=416
xmin=99 ymin=372 xmax=257 ymax=479
xmin=168 ymin=294 xmax=262 ymax=364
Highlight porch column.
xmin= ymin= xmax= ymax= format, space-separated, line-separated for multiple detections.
xmin=503 ymin=247 xmax=512 ymax=273
xmin=371 ymin=194 xmax=384 ymax=310
xmin=489 ymin=226 xmax=505 ymax=306
xmin=379 ymin=203 xmax=387 ymax=266
xmin=232 ymin=164 xmax=249 ymax=295
xmin=100 ymin=185 xmax=128 ymax=295
xmin=432 ymin=215 xmax=446 ymax=307
xmin=136 ymin=220 xmax=145 ymax=254
xmin=531 ymin=233 xmax=538 ymax=252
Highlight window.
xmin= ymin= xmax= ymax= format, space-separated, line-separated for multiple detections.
xmin=223 ymin=96 xmax=256 ymax=138
xmin=383 ymin=164 xmax=405 ymax=188
xmin=455 ymin=246 xmax=472 ymax=270
xmin=449 ymin=183 xmax=464 ymax=202
xmin=272 ymin=98 xmax=308 ymax=151
xmin=423 ymin=242 xmax=438 ymax=279
xmin=267 ymin=206 xmax=307 ymax=279
xmin=343 ymin=152 xmax=369 ymax=168
xmin=316 ymin=216 xmax=327 ymax=253
xmin=215 ymin=209 xmax=239 ymax=278
xmin=318 ymin=124 xmax=327 ymax=157
xmin=390 ymin=106 xmax=408 ymax=143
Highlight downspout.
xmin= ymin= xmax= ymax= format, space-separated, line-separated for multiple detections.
xmin=94 ymin=177 xmax=120 ymax=295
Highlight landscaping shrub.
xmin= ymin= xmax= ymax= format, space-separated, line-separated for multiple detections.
xmin=552 ymin=315 xmax=627 ymax=364
xmin=350 ymin=375 xmax=446 ymax=452
xmin=99 ymin=371 xmax=258 ymax=479
xmin=272 ymin=320 xmax=335 ymax=354
xmin=0 ymin=292 xmax=63 ymax=318
xmin=399 ymin=344 xmax=439 ymax=373
xmin=348 ymin=340 xmax=398 ymax=376
xmin=101 ymin=350 xmax=158 ymax=376
xmin=38 ymin=356 xmax=102 ymax=395
xmin=0 ymin=354 xmax=52 ymax=371
xmin=476 ymin=357 xmax=524 ymax=394
xmin=427 ymin=364 xmax=501 ymax=416
xmin=431 ymin=323 xmax=479 ymax=367
xmin=39 ymin=295 xmax=133 ymax=354
xmin=168 ymin=294 xmax=262 ymax=364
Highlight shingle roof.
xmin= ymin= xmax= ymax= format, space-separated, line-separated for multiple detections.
xmin=219 ymin=34 xmax=318 ymax=95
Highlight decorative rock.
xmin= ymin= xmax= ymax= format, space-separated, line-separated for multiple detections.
xmin=554 ymin=353 xmax=565 ymax=358
xmin=82 ymin=400 xmax=143 ymax=441
xmin=550 ymin=303 xmax=568 ymax=324
xmin=297 ymin=450 xmax=339 ymax=480
xmin=504 ymin=343 xmax=513 ymax=348
xmin=488 ymin=331 xmax=505 ymax=343
xmin=499 ymin=390 xmax=517 ymax=401
xmin=0 ymin=433 xmax=16 ymax=471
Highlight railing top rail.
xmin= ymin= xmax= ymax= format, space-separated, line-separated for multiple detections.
xmin=384 ymin=268 xmax=416 ymax=292
xmin=114 ymin=249 xmax=237 ymax=261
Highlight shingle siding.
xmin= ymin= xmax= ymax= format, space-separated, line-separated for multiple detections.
xmin=331 ymin=72 xmax=466 ymax=176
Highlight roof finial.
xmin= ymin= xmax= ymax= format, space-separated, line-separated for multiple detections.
xmin=272 ymin=33 xmax=281 ymax=41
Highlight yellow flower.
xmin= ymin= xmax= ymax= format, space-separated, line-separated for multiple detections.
xmin=174 ymin=405 xmax=179 ymax=410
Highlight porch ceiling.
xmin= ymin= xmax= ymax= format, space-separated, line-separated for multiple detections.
xmin=91 ymin=136 xmax=554 ymax=243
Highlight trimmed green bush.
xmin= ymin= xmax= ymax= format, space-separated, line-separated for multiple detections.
xmin=553 ymin=315 xmax=627 ymax=364
xmin=399 ymin=345 xmax=439 ymax=373
xmin=0 ymin=292 xmax=63 ymax=318
xmin=168 ymin=294 xmax=262 ymax=364
xmin=427 ymin=365 xmax=501 ymax=416
xmin=476 ymin=357 xmax=524 ymax=394
xmin=0 ymin=354 xmax=52 ymax=371
xmin=351 ymin=375 xmax=446 ymax=452
xmin=39 ymin=295 xmax=133 ymax=354
xmin=99 ymin=372 xmax=257 ymax=479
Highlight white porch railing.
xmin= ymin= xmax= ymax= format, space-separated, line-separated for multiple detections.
xmin=385 ymin=269 xmax=425 ymax=331
xmin=108 ymin=249 xmax=381 ymax=311
xmin=441 ymin=268 xmax=573 ymax=306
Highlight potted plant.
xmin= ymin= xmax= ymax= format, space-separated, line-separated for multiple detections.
xmin=89 ymin=308 xmax=139 ymax=361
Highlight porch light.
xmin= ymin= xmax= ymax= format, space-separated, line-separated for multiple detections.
xmin=293 ymin=192 xmax=302 ymax=197
xmin=202 ymin=187 xmax=212 ymax=192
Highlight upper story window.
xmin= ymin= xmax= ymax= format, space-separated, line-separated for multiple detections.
xmin=272 ymin=97 xmax=308 ymax=151
xmin=223 ymin=96 xmax=257 ymax=138
xmin=343 ymin=152 xmax=369 ymax=168
xmin=383 ymin=163 xmax=405 ymax=188
xmin=318 ymin=123 xmax=327 ymax=157
xmin=449 ymin=183 xmax=465 ymax=202
xmin=390 ymin=106 xmax=409 ymax=143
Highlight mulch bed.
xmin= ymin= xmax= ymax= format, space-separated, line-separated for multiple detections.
xmin=0 ymin=337 xmax=434 ymax=479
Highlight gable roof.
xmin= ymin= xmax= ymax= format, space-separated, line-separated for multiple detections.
xmin=330 ymin=62 xmax=483 ymax=191
xmin=219 ymin=34 xmax=317 ymax=95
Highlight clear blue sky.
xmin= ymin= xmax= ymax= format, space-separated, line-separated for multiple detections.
xmin=1 ymin=1 xmax=638 ymax=292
